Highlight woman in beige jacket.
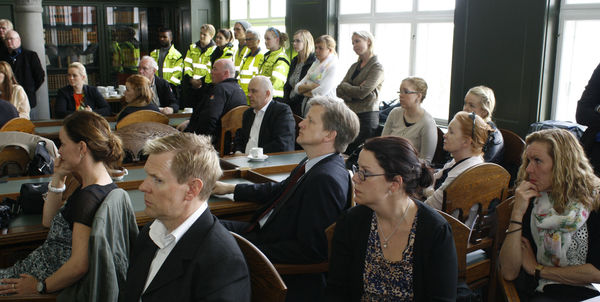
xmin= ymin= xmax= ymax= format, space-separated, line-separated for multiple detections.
xmin=0 ymin=61 xmax=29 ymax=119
xmin=336 ymin=31 xmax=384 ymax=154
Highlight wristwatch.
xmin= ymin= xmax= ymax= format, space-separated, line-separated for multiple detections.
xmin=36 ymin=279 xmax=47 ymax=294
xmin=534 ymin=264 xmax=544 ymax=281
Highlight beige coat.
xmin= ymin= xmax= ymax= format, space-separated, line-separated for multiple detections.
xmin=8 ymin=84 xmax=30 ymax=119
xmin=336 ymin=55 xmax=384 ymax=113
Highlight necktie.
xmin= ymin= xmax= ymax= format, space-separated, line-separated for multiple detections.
xmin=246 ymin=163 xmax=306 ymax=232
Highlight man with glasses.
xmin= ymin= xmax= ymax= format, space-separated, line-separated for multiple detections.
xmin=213 ymin=96 xmax=359 ymax=302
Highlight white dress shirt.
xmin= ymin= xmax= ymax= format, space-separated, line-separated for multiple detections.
xmin=142 ymin=202 xmax=208 ymax=293
xmin=245 ymin=100 xmax=272 ymax=154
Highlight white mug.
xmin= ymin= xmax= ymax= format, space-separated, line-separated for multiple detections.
xmin=183 ymin=107 xmax=193 ymax=113
xmin=250 ymin=147 xmax=263 ymax=158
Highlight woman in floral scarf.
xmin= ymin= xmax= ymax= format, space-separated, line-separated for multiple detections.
xmin=500 ymin=128 xmax=600 ymax=301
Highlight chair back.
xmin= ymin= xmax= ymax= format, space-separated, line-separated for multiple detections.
xmin=432 ymin=127 xmax=449 ymax=168
xmin=0 ymin=145 xmax=30 ymax=177
xmin=220 ymin=105 xmax=249 ymax=155
xmin=115 ymin=110 xmax=168 ymax=130
xmin=0 ymin=117 xmax=35 ymax=133
xmin=437 ymin=210 xmax=470 ymax=280
xmin=443 ymin=163 xmax=510 ymax=224
xmin=488 ymin=196 xmax=515 ymax=301
xmin=58 ymin=188 xmax=138 ymax=302
xmin=274 ymin=222 xmax=336 ymax=275
xmin=231 ymin=232 xmax=287 ymax=302
xmin=499 ymin=129 xmax=525 ymax=186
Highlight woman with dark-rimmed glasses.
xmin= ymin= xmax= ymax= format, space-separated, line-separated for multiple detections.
xmin=325 ymin=136 xmax=457 ymax=301
xmin=423 ymin=111 xmax=493 ymax=210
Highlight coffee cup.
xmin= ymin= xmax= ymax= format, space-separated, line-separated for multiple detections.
xmin=183 ymin=107 xmax=193 ymax=113
xmin=250 ymin=147 xmax=263 ymax=158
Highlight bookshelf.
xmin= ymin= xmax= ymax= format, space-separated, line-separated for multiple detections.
xmin=43 ymin=5 xmax=99 ymax=91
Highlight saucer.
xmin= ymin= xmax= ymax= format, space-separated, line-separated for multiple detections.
xmin=247 ymin=154 xmax=268 ymax=162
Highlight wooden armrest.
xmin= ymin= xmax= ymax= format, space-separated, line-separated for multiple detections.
xmin=274 ymin=262 xmax=329 ymax=275
xmin=497 ymin=270 xmax=520 ymax=302
xmin=0 ymin=293 xmax=58 ymax=301
xmin=467 ymin=237 xmax=493 ymax=253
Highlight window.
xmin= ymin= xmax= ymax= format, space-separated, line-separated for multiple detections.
xmin=229 ymin=0 xmax=286 ymax=50
xmin=552 ymin=0 xmax=600 ymax=122
xmin=338 ymin=0 xmax=455 ymax=122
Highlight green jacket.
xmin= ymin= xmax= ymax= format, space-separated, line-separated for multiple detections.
xmin=259 ymin=47 xmax=290 ymax=99
xmin=184 ymin=41 xmax=216 ymax=83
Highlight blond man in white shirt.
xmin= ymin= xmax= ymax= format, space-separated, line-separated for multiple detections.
xmin=124 ymin=133 xmax=250 ymax=302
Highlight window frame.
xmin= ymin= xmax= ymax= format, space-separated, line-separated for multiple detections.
xmin=551 ymin=0 xmax=600 ymax=121
xmin=338 ymin=0 xmax=454 ymax=124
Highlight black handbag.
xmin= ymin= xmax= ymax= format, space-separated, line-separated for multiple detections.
xmin=27 ymin=141 xmax=54 ymax=176
xmin=17 ymin=182 xmax=48 ymax=214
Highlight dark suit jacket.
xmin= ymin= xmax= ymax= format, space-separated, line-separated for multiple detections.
xmin=54 ymin=85 xmax=111 ymax=118
xmin=234 ymin=100 xmax=295 ymax=153
xmin=0 ymin=47 xmax=44 ymax=108
xmin=324 ymin=202 xmax=457 ymax=302
xmin=0 ymin=99 xmax=19 ymax=127
xmin=124 ymin=208 xmax=251 ymax=302
xmin=234 ymin=154 xmax=352 ymax=264
xmin=116 ymin=103 xmax=160 ymax=122
xmin=153 ymin=75 xmax=179 ymax=112
xmin=283 ymin=53 xmax=316 ymax=116
xmin=184 ymin=78 xmax=246 ymax=140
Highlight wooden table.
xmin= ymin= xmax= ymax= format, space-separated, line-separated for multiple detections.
xmin=0 ymin=159 xmax=302 ymax=268
xmin=220 ymin=150 xmax=306 ymax=170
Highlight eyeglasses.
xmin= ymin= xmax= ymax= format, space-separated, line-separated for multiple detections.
xmin=245 ymin=37 xmax=257 ymax=41
xmin=469 ymin=112 xmax=477 ymax=139
xmin=398 ymin=89 xmax=418 ymax=95
xmin=293 ymin=39 xmax=302 ymax=43
xmin=352 ymin=164 xmax=385 ymax=182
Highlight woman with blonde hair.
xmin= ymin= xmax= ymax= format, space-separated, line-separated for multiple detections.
xmin=424 ymin=111 xmax=492 ymax=210
xmin=55 ymin=62 xmax=111 ymax=118
xmin=337 ymin=30 xmax=384 ymax=154
xmin=0 ymin=111 xmax=125 ymax=295
xmin=499 ymin=129 xmax=600 ymax=301
xmin=382 ymin=77 xmax=437 ymax=164
xmin=463 ymin=85 xmax=504 ymax=163
xmin=0 ymin=61 xmax=29 ymax=119
xmin=259 ymin=27 xmax=290 ymax=100
xmin=117 ymin=74 xmax=159 ymax=121
xmin=295 ymin=34 xmax=339 ymax=116
xmin=283 ymin=29 xmax=316 ymax=116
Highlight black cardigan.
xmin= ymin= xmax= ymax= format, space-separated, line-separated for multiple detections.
xmin=55 ymin=85 xmax=111 ymax=118
xmin=324 ymin=202 xmax=457 ymax=301
xmin=283 ymin=53 xmax=316 ymax=116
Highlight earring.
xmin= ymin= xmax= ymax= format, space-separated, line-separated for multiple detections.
xmin=80 ymin=153 xmax=83 ymax=159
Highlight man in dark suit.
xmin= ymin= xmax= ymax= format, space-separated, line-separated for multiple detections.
xmin=233 ymin=75 xmax=295 ymax=153
xmin=0 ymin=99 xmax=18 ymax=128
xmin=178 ymin=59 xmax=246 ymax=144
xmin=1 ymin=30 xmax=44 ymax=109
xmin=138 ymin=56 xmax=179 ymax=114
xmin=124 ymin=133 xmax=250 ymax=302
xmin=214 ymin=96 xmax=360 ymax=301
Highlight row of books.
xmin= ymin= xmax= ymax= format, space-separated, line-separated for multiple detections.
xmin=43 ymin=6 xmax=96 ymax=26
xmin=44 ymin=28 xmax=98 ymax=45
xmin=106 ymin=7 xmax=140 ymax=25
xmin=47 ymin=72 xmax=97 ymax=91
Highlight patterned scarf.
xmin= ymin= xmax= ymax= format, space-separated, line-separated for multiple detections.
xmin=531 ymin=192 xmax=588 ymax=268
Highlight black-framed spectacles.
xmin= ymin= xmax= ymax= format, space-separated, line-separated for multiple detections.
xmin=352 ymin=164 xmax=385 ymax=181
xmin=398 ymin=89 xmax=418 ymax=95
xmin=469 ymin=112 xmax=477 ymax=139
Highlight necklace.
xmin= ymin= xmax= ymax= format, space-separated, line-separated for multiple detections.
xmin=377 ymin=201 xmax=411 ymax=249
